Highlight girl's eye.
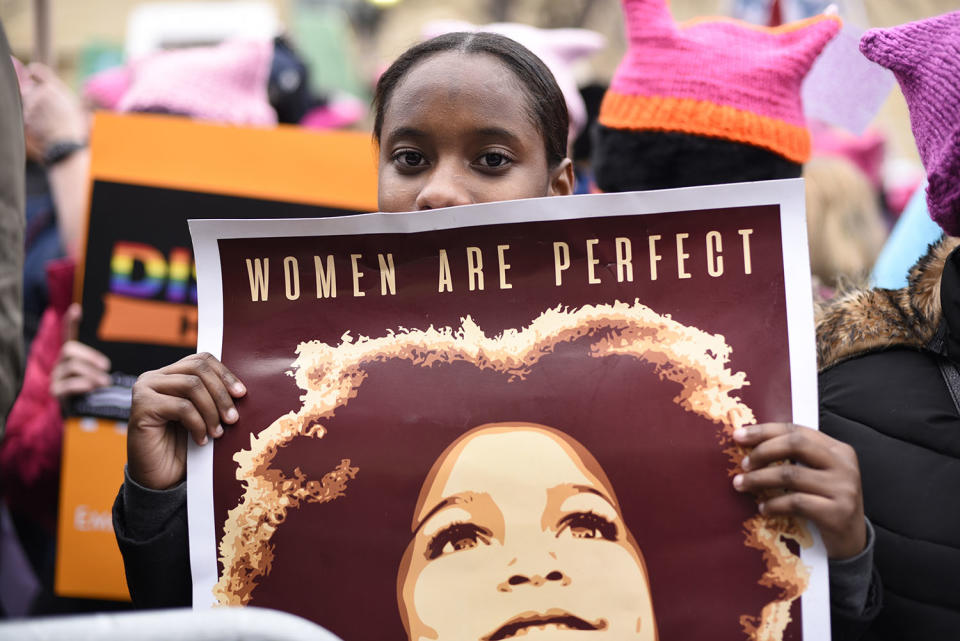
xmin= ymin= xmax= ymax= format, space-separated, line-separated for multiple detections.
xmin=394 ymin=150 xmax=426 ymax=168
xmin=476 ymin=152 xmax=511 ymax=169
xmin=425 ymin=522 xmax=493 ymax=560
xmin=557 ymin=511 xmax=618 ymax=541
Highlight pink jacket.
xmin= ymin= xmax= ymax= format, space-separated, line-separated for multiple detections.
xmin=1 ymin=259 xmax=73 ymax=531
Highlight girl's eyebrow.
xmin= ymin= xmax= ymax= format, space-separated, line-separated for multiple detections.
xmin=384 ymin=126 xmax=428 ymax=143
xmin=414 ymin=491 xmax=481 ymax=534
xmin=472 ymin=127 xmax=522 ymax=144
xmin=555 ymin=484 xmax=616 ymax=508
xmin=385 ymin=126 xmax=521 ymax=144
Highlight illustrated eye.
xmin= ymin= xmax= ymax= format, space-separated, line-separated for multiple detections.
xmin=425 ymin=522 xmax=493 ymax=560
xmin=557 ymin=512 xmax=618 ymax=541
xmin=394 ymin=150 xmax=426 ymax=168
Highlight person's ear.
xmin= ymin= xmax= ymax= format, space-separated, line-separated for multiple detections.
xmin=548 ymin=158 xmax=575 ymax=196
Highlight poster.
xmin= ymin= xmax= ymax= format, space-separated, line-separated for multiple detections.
xmin=189 ymin=179 xmax=827 ymax=641
xmin=56 ymin=112 xmax=377 ymax=599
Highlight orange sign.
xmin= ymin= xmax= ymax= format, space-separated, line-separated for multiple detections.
xmin=98 ymin=294 xmax=198 ymax=347
xmin=54 ymin=417 xmax=130 ymax=601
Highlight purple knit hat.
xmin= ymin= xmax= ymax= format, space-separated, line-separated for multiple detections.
xmin=860 ymin=11 xmax=960 ymax=235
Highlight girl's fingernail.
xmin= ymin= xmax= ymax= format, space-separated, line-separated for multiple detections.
xmin=758 ymin=502 xmax=767 ymax=514
xmin=733 ymin=474 xmax=744 ymax=489
xmin=733 ymin=428 xmax=747 ymax=440
xmin=200 ymin=435 xmax=208 ymax=446
xmin=233 ymin=383 xmax=246 ymax=395
xmin=225 ymin=408 xmax=238 ymax=423
xmin=741 ymin=456 xmax=750 ymax=470
xmin=214 ymin=425 xmax=224 ymax=438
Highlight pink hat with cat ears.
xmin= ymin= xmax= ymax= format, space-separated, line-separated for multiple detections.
xmin=600 ymin=0 xmax=840 ymax=163
xmin=422 ymin=20 xmax=606 ymax=137
xmin=85 ymin=39 xmax=276 ymax=126
xmin=859 ymin=11 xmax=960 ymax=235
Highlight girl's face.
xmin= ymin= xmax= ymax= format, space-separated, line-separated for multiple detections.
xmin=398 ymin=424 xmax=657 ymax=641
xmin=377 ymin=51 xmax=573 ymax=213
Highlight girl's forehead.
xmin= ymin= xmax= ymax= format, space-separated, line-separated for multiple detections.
xmin=440 ymin=429 xmax=596 ymax=494
xmin=381 ymin=52 xmax=533 ymax=142
xmin=390 ymin=51 xmax=524 ymax=108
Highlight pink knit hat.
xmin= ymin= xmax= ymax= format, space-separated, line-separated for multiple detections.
xmin=859 ymin=11 xmax=960 ymax=235
xmin=116 ymin=39 xmax=277 ymax=126
xmin=810 ymin=121 xmax=885 ymax=189
xmin=600 ymin=0 xmax=840 ymax=163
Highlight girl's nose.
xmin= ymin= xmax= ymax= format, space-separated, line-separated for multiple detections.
xmin=415 ymin=163 xmax=472 ymax=210
xmin=497 ymin=569 xmax=571 ymax=592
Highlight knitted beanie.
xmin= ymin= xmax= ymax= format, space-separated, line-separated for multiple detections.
xmin=859 ymin=11 xmax=960 ymax=235
xmin=422 ymin=20 xmax=606 ymax=137
xmin=598 ymin=0 xmax=840 ymax=164
xmin=117 ymin=39 xmax=276 ymax=126
xmin=810 ymin=121 xmax=885 ymax=189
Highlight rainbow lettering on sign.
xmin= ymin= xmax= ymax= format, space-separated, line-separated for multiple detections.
xmin=109 ymin=242 xmax=197 ymax=303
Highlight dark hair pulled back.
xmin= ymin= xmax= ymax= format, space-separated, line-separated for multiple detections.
xmin=373 ymin=32 xmax=569 ymax=167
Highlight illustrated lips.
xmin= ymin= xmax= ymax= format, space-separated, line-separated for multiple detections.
xmin=483 ymin=610 xmax=608 ymax=640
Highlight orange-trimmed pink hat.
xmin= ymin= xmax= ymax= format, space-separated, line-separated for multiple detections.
xmin=599 ymin=0 xmax=841 ymax=164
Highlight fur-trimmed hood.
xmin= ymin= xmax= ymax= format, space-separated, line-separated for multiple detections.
xmin=816 ymin=236 xmax=960 ymax=371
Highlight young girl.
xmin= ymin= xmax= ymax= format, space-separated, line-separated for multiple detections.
xmin=116 ymin=32 xmax=869 ymax=632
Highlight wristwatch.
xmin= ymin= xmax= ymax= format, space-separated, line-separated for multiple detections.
xmin=42 ymin=140 xmax=87 ymax=167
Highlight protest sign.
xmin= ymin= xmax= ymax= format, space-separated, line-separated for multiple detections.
xmin=189 ymin=179 xmax=827 ymax=641
xmin=56 ymin=112 xmax=376 ymax=599
xmin=74 ymin=112 xmax=377 ymax=418
xmin=54 ymin=417 xmax=128 ymax=600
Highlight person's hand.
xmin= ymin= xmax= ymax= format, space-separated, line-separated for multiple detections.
xmin=128 ymin=353 xmax=246 ymax=491
xmin=18 ymin=62 xmax=87 ymax=160
xmin=50 ymin=303 xmax=111 ymax=402
xmin=732 ymin=422 xmax=867 ymax=560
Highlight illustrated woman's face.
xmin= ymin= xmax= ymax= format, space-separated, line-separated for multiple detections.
xmin=377 ymin=51 xmax=573 ymax=213
xmin=398 ymin=423 xmax=657 ymax=641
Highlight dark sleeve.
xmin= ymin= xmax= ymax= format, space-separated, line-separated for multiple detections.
xmin=112 ymin=466 xmax=192 ymax=608
xmin=829 ymin=519 xmax=883 ymax=640
xmin=0 ymin=22 xmax=26 ymax=435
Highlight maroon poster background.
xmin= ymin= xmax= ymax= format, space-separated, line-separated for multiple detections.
xmin=214 ymin=204 xmax=797 ymax=640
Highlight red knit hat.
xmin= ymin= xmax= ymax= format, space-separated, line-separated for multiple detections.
xmin=600 ymin=0 xmax=841 ymax=163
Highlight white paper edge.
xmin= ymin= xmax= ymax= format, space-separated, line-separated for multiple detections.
xmin=187 ymin=178 xmax=830 ymax=637
xmin=187 ymin=218 xmax=226 ymax=609
xmin=779 ymin=181 xmax=832 ymax=641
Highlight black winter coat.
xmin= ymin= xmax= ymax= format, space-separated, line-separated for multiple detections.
xmin=817 ymin=238 xmax=960 ymax=640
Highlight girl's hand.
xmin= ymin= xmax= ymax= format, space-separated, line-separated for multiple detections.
xmin=732 ymin=422 xmax=867 ymax=560
xmin=127 ymin=353 xmax=245 ymax=491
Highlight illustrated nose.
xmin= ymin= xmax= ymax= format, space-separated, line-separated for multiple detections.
xmin=498 ymin=570 xmax=570 ymax=592
xmin=415 ymin=164 xmax=472 ymax=210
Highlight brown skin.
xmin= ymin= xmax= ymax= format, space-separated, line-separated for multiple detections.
xmin=732 ymin=422 xmax=867 ymax=560
xmin=127 ymin=50 xmax=572 ymax=491
xmin=128 ymin=353 xmax=245 ymax=490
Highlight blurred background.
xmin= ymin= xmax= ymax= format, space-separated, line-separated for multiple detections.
xmin=1 ymin=0 xmax=957 ymax=168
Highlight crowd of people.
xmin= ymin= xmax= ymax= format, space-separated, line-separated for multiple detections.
xmin=0 ymin=0 xmax=958 ymax=639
